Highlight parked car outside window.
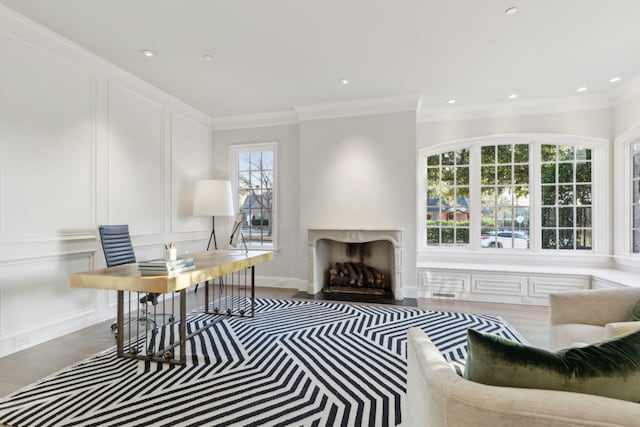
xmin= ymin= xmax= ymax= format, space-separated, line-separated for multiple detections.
xmin=480 ymin=230 xmax=529 ymax=249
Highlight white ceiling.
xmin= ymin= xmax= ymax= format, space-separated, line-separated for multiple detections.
xmin=2 ymin=0 xmax=640 ymax=119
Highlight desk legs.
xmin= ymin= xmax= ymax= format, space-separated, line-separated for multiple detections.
xmin=114 ymin=266 xmax=256 ymax=365
xmin=116 ymin=290 xmax=124 ymax=358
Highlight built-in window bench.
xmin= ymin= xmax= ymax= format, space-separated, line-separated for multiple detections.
xmin=417 ymin=262 xmax=640 ymax=306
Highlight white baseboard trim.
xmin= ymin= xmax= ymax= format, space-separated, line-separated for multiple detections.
xmin=255 ymin=276 xmax=307 ymax=291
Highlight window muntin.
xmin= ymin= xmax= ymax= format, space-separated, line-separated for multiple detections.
xmin=480 ymin=144 xmax=530 ymax=249
xmin=232 ymin=144 xmax=276 ymax=249
xmin=540 ymin=145 xmax=592 ymax=250
xmin=425 ymin=149 xmax=469 ymax=247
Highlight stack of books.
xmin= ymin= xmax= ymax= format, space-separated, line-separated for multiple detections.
xmin=138 ymin=257 xmax=195 ymax=276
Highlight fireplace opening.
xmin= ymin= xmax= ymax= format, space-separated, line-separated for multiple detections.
xmin=323 ymin=241 xmax=392 ymax=298
xmin=308 ymin=228 xmax=403 ymax=300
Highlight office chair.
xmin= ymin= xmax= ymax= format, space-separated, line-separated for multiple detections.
xmin=98 ymin=225 xmax=169 ymax=334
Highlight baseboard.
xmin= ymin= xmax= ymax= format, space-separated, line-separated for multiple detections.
xmin=255 ymin=276 xmax=307 ymax=291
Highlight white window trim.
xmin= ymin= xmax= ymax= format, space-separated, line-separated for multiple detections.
xmin=229 ymin=141 xmax=278 ymax=251
xmin=418 ymin=133 xmax=610 ymax=265
xmin=614 ymin=124 xmax=640 ymax=263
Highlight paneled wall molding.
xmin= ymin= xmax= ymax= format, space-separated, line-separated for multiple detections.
xmin=0 ymin=5 xmax=214 ymax=357
xmin=0 ymin=250 xmax=95 ymax=265
xmin=0 ymin=233 xmax=97 ymax=244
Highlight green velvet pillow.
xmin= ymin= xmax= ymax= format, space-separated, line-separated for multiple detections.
xmin=629 ymin=298 xmax=640 ymax=321
xmin=463 ymin=328 xmax=640 ymax=402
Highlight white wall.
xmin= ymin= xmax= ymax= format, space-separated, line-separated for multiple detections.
xmin=0 ymin=8 xmax=213 ymax=357
xmin=299 ymin=112 xmax=417 ymax=295
xmin=417 ymin=108 xmax=613 ymax=148
xmin=613 ymin=91 xmax=640 ymax=138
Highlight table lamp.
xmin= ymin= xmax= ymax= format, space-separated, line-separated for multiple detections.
xmin=193 ymin=179 xmax=235 ymax=251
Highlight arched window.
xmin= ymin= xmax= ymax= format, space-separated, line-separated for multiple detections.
xmin=419 ymin=135 xmax=608 ymax=256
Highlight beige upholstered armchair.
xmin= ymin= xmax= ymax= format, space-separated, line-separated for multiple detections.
xmin=549 ymin=287 xmax=640 ymax=351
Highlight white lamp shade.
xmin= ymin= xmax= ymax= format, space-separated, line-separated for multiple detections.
xmin=193 ymin=179 xmax=235 ymax=216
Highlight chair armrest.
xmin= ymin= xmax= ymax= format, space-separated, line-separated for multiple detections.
xmin=549 ymin=287 xmax=640 ymax=327
xmin=604 ymin=321 xmax=640 ymax=339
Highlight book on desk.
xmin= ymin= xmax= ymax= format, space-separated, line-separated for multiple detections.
xmin=138 ymin=257 xmax=195 ymax=276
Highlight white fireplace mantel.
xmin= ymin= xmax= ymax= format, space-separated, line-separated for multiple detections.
xmin=307 ymin=228 xmax=404 ymax=298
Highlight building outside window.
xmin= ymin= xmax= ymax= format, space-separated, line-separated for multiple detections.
xmin=230 ymin=142 xmax=276 ymax=249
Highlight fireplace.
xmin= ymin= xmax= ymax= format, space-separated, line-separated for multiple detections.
xmin=308 ymin=228 xmax=403 ymax=299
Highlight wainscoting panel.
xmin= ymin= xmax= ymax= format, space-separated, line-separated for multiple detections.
xmin=170 ymin=111 xmax=211 ymax=233
xmin=528 ymin=275 xmax=589 ymax=298
xmin=420 ymin=270 xmax=470 ymax=298
xmin=0 ymin=253 xmax=94 ymax=337
xmin=471 ymin=274 xmax=528 ymax=296
xmin=0 ymin=34 xmax=95 ymax=240
xmin=108 ymin=83 xmax=165 ymax=234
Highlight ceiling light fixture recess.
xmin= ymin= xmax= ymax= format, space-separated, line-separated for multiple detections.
xmin=447 ymin=99 xmax=456 ymax=104
xmin=577 ymin=87 xmax=588 ymax=93
xmin=505 ymin=7 xmax=518 ymax=16
xmin=141 ymin=49 xmax=157 ymax=58
xmin=508 ymin=93 xmax=518 ymax=99
xmin=203 ymin=54 xmax=214 ymax=61
xmin=340 ymin=78 xmax=350 ymax=85
xmin=610 ymin=76 xmax=621 ymax=83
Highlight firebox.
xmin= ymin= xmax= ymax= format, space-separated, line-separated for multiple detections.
xmin=308 ymin=228 xmax=403 ymax=299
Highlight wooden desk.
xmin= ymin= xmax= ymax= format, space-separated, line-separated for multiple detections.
xmin=71 ymin=250 xmax=275 ymax=365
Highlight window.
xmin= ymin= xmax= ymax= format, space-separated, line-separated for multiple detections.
xmin=633 ymin=142 xmax=640 ymax=253
xmin=425 ymin=149 xmax=469 ymax=246
xmin=230 ymin=143 xmax=276 ymax=249
xmin=480 ymin=144 xmax=530 ymax=248
xmin=420 ymin=135 xmax=606 ymax=255
xmin=540 ymin=145 xmax=592 ymax=250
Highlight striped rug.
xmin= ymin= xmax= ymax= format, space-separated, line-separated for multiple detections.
xmin=0 ymin=298 xmax=523 ymax=426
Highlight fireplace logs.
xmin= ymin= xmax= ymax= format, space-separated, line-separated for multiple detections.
xmin=326 ymin=262 xmax=388 ymax=296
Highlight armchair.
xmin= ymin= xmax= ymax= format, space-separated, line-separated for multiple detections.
xmin=549 ymin=287 xmax=640 ymax=351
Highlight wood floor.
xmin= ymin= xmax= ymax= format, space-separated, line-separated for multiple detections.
xmin=0 ymin=287 xmax=548 ymax=398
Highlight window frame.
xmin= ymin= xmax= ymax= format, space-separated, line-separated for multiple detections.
xmin=418 ymin=134 xmax=609 ymax=261
xmin=614 ymin=124 xmax=640 ymax=261
xmin=229 ymin=141 xmax=278 ymax=251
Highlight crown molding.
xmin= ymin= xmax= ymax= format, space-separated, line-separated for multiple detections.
xmin=294 ymin=95 xmax=422 ymax=121
xmin=212 ymin=110 xmax=298 ymax=130
xmin=610 ymin=75 xmax=640 ymax=107
xmin=417 ymin=92 xmax=614 ymax=123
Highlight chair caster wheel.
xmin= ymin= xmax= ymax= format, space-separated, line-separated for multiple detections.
xmin=169 ymin=316 xmax=175 ymax=322
xmin=239 ymin=309 xmax=245 ymax=316
xmin=214 ymin=308 xmax=220 ymax=314
xmin=163 ymin=351 xmax=173 ymax=359
xmin=227 ymin=308 xmax=232 ymax=315
xmin=110 ymin=323 xmax=117 ymax=331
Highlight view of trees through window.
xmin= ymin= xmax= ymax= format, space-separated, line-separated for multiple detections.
xmin=424 ymin=141 xmax=593 ymax=251
xmin=480 ymin=144 xmax=530 ymax=249
xmin=540 ymin=145 xmax=592 ymax=250
xmin=236 ymin=148 xmax=274 ymax=248
xmin=425 ymin=149 xmax=470 ymax=245
xmin=633 ymin=142 xmax=640 ymax=253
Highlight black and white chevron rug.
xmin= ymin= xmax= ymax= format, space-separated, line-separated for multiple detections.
xmin=0 ymin=298 xmax=523 ymax=427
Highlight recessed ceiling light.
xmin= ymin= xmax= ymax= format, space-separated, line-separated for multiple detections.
xmin=447 ymin=99 xmax=456 ymax=104
xmin=203 ymin=54 xmax=214 ymax=61
xmin=577 ymin=87 xmax=588 ymax=93
xmin=610 ymin=76 xmax=622 ymax=83
xmin=508 ymin=93 xmax=519 ymax=100
xmin=141 ymin=49 xmax=157 ymax=58
xmin=505 ymin=7 xmax=518 ymax=16
xmin=340 ymin=78 xmax=350 ymax=85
